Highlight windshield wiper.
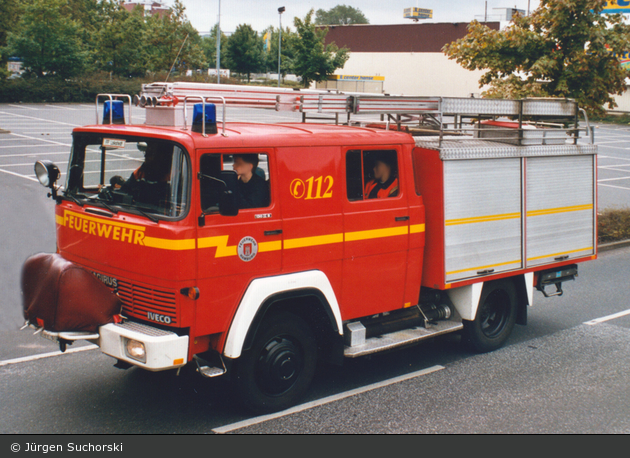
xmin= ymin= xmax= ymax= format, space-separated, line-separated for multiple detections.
xmin=114 ymin=202 xmax=160 ymax=223
xmin=92 ymin=199 xmax=119 ymax=214
xmin=61 ymin=192 xmax=85 ymax=206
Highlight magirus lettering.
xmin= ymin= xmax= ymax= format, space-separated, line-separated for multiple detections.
xmin=92 ymin=272 xmax=118 ymax=290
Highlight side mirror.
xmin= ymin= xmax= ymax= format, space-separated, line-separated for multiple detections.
xmin=218 ymin=170 xmax=239 ymax=217
xmin=34 ymin=160 xmax=60 ymax=199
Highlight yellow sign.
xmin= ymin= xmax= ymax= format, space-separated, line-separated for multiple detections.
xmin=329 ymin=75 xmax=385 ymax=81
xmin=603 ymin=1 xmax=630 ymax=13
xmin=403 ymin=7 xmax=433 ymax=19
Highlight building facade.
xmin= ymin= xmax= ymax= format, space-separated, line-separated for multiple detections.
xmin=322 ymin=22 xmax=500 ymax=97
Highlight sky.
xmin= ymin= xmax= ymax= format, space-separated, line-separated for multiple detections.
xmin=170 ymin=0 xmax=542 ymax=34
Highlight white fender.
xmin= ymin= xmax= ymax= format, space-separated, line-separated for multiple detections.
xmin=446 ymin=282 xmax=484 ymax=321
xmin=223 ymin=270 xmax=343 ymax=359
xmin=447 ymin=273 xmax=535 ymax=321
xmin=524 ymin=272 xmax=534 ymax=307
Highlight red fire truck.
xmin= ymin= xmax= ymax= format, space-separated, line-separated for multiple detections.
xmin=22 ymin=83 xmax=597 ymax=413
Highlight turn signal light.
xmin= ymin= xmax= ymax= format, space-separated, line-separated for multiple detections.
xmin=180 ymin=287 xmax=200 ymax=300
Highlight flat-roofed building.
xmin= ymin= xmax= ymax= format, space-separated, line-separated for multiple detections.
xmin=322 ymin=22 xmax=500 ymax=97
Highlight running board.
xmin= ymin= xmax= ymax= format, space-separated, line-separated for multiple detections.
xmin=343 ymin=320 xmax=463 ymax=358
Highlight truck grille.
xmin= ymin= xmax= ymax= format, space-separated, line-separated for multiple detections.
xmin=116 ymin=281 xmax=178 ymax=325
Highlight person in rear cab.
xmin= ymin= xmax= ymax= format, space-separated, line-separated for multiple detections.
xmin=364 ymin=153 xmax=398 ymax=199
xmin=233 ymin=154 xmax=270 ymax=209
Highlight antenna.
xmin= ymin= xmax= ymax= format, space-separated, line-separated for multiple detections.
xmin=166 ymin=33 xmax=190 ymax=82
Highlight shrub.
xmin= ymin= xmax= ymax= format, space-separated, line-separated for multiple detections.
xmin=598 ymin=208 xmax=630 ymax=244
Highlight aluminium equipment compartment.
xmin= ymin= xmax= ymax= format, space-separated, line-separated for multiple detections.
xmin=414 ymin=138 xmax=597 ymax=287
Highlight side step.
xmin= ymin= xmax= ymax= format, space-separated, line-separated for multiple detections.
xmin=193 ymin=354 xmax=227 ymax=378
xmin=343 ymin=320 xmax=463 ymax=358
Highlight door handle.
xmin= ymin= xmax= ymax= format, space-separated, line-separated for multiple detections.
xmin=395 ymin=216 xmax=410 ymax=222
xmin=264 ymin=230 xmax=283 ymax=236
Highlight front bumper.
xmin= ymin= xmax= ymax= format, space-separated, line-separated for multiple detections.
xmin=28 ymin=320 xmax=190 ymax=371
xmin=99 ymin=321 xmax=189 ymax=371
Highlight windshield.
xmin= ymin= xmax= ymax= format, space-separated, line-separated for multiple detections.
xmin=65 ymin=134 xmax=190 ymax=219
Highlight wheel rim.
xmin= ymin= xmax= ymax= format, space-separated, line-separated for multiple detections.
xmin=479 ymin=289 xmax=511 ymax=338
xmin=255 ymin=335 xmax=304 ymax=397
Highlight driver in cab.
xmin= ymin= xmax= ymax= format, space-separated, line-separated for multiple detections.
xmin=119 ymin=142 xmax=172 ymax=207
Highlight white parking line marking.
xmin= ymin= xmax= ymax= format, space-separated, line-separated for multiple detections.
xmin=0 ymin=168 xmax=38 ymax=182
xmin=9 ymin=132 xmax=71 ymax=147
xmin=597 ymin=145 xmax=630 ymax=151
xmin=0 ymin=344 xmax=98 ymax=367
xmin=584 ymin=309 xmax=630 ymax=325
xmin=0 ymin=151 xmax=69 ymax=158
xmin=599 ymin=155 xmax=630 ymax=161
xmin=598 ymin=177 xmax=630 ymax=182
xmin=8 ymin=105 xmax=38 ymax=110
xmin=599 ymin=183 xmax=630 ymax=190
xmin=212 ymin=365 xmax=445 ymax=434
xmin=598 ymin=164 xmax=630 ymax=169
xmin=0 ymin=111 xmax=81 ymax=127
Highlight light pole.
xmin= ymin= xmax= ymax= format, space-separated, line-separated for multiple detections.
xmin=217 ymin=0 xmax=221 ymax=84
xmin=278 ymin=6 xmax=285 ymax=87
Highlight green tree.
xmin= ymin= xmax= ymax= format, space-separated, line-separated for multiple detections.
xmin=0 ymin=0 xmax=23 ymax=49
xmin=226 ymin=24 xmax=264 ymax=82
xmin=144 ymin=0 xmax=207 ymax=75
xmin=95 ymin=2 xmax=149 ymax=77
xmin=261 ymin=25 xmax=297 ymax=78
xmin=201 ymin=24 xmax=229 ymax=69
xmin=6 ymin=0 xmax=89 ymax=78
xmin=292 ymin=9 xmax=349 ymax=88
xmin=443 ymin=0 xmax=630 ymax=114
xmin=0 ymin=0 xmax=23 ymax=79
xmin=315 ymin=5 xmax=369 ymax=25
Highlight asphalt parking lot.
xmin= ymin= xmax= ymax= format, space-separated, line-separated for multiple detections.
xmin=1 ymin=103 xmax=629 ymax=210
xmin=2 ymin=103 xmax=630 ymax=434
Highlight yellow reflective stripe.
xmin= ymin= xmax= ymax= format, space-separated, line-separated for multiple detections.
xmin=446 ymin=259 xmax=521 ymax=276
xmin=526 ymin=204 xmax=593 ymax=217
xmin=55 ymin=214 xmax=65 ymax=225
xmin=197 ymin=235 xmax=236 ymax=257
xmin=142 ymin=237 xmax=196 ymax=251
xmin=284 ymin=233 xmax=344 ymax=250
xmin=410 ymin=224 xmax=425 ymax=234
xmin=345 ymin=225 xmax=408 ymax=242
xmin=446 ymin=212 xmax=521 ymax=226
xmin=259 ymin=241 xmax=282 ymax=252
xmin=527 ymin=247 xmax=593 ymax=262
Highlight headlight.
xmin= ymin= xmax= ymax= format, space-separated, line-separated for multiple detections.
xmin=123 ymin=338 xmax=146 ymax=363
xmin=34 ymin=160 xmax=60 ymax=188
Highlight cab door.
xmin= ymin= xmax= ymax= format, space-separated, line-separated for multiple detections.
xmin=195 ymin=150 xmax=283 ymax=336
xmin=341 ymin=148 xmax=410 ymax=319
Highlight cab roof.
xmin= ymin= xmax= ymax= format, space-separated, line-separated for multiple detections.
xmin=72 ymin=122 xmax=416 ymax=151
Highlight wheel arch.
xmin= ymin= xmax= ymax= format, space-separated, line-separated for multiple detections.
xmin=223 ymin=270 xmax=343 ymax=360
xmin=447 ymin=273 xmax=533 ymax=323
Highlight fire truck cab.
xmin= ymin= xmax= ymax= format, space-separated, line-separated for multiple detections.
xmin=25 ymin=83 xmax=597 ymax=413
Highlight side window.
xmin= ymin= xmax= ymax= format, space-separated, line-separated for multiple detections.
xmin=346 ymin=149 xmax=399 ymax=201
xmin=200 ymin=153 xmax=270 ymax=211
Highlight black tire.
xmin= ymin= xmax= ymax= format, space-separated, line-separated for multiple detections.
xmin=234 ymin=312 xmax=317 ymax=414
xmin=462 ymin=279 xmax=517 ymax=353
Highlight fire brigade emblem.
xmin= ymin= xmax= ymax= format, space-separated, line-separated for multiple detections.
xmin=238 ymin=236 xmax=258 ymax=262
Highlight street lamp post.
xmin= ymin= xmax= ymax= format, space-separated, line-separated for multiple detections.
xmin=278 ymin=6 xmax=285 ymax=87
xmin=217 ymin=0 xmax=221 ymax=84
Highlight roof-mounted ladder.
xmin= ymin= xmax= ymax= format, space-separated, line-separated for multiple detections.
xmin=122 ymin=82 xmax=593 ymax=146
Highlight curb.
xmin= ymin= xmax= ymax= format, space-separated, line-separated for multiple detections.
xmin=598 ymin=239 xmax=630 ymax=252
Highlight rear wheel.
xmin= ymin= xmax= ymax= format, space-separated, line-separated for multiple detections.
xmin=234 ymin=312 xmax=317 ymax=413
xmin=463 ymin=279 xmax=517 ymax=353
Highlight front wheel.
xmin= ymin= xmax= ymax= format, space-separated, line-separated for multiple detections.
xmin=462 ymin=279 xmax=517 ymax=353
xmin=234 ymin=312 xmax=317 ymax=414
